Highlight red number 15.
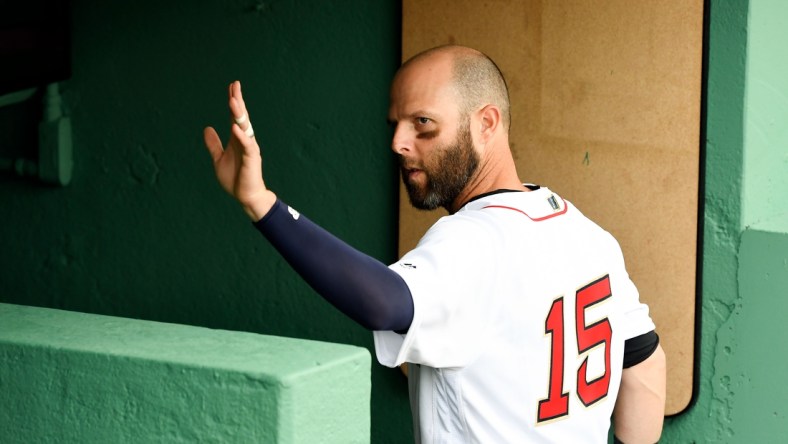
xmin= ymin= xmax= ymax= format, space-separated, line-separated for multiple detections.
xmin=537 ymin=275 xmax=613 ymax=423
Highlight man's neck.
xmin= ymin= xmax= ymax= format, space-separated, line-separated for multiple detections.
xmin=449 ymin=150 xmax=524 ymax=213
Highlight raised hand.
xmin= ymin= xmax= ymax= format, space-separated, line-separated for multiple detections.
xmin=204 ymin=81 xmax=276 ymax=220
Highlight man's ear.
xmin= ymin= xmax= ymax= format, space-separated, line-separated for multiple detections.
xmin=478 ymin=104 xmax=501 ymax=143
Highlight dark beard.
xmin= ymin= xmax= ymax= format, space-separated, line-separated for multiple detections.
xmin=402 ymin=121 xmax=479 ymax=211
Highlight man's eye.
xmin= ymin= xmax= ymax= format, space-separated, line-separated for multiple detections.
xmin=417 ymin=117 xmax=430 ymax=125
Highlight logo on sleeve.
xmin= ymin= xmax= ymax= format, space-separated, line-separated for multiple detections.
xmin=547 ymin=194 xmax=560 ymax=211
xmin=288 ymin=206 xmax=300 ymax=220
xmin=400 ymin=263 xmax=417 ymax=269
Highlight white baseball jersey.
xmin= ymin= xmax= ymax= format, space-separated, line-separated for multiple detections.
xmin=374 ymin=187 xmax=655 ymax=443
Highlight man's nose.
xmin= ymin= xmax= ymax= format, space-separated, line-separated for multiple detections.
xmin=391 ymin=125 xmax=412 ymax=155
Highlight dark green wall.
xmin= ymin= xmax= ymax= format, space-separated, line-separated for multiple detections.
xmin=0 ymin=1 xmax=409 ymax=442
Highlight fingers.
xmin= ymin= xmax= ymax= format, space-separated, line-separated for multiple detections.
xmin=232 ymin=80 xmax=245 ymax=103
xmin=230 ymin=121 xmax=258 ymax=154
xmin=229 ymin=81 xmax=255 ymax=139
xmin=205 ymin=81 xmax=256 ymax=165
xmin=203 ymin=127 xmax=224 ymax=163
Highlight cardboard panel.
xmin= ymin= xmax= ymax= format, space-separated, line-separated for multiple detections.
xmin=401 ymin=0 xmax=703 ymax=415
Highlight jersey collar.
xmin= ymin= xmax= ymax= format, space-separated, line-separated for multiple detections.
xmin=459 ymin=184 xmax=540 ymax=209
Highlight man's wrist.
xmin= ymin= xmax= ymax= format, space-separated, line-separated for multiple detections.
xmin=242 ymin=190 xmax=277 ymax=222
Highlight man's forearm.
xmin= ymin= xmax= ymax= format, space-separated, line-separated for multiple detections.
xmin=613 ymin=344 xmax=667 ymax=443
xmin=254 ymin=199 xmax=414 ymax=331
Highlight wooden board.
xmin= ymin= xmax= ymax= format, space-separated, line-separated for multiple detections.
xmin=401 ymin=0 xmax=703 ymax=415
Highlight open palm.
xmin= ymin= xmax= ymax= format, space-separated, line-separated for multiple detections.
xmin=203 ymin=81 xmax=275 ymax=220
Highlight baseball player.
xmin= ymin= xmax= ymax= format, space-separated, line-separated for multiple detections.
xmin=203 ymin=45 xmax=666 ymax=443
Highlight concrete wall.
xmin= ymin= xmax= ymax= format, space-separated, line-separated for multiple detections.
xmin=661 ymin=0 xmax=788 ymax=442
xmin=741 ymin=0 xmax=788 ymax=229
xmin=0 ymin=1 xmax=409 ymax=442
xmin=0 ymin=303 xmax=370 ymax=443
xmin=730 ymin=229 xmax=788 ymax=439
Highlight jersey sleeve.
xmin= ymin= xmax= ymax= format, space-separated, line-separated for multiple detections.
xmin=614 ymin=275 xmax=655 ymax=340
xmin=374 ymin=215 xmax=499 ymax=368
xmin=609 ymin=238 xmax=656 ymax=341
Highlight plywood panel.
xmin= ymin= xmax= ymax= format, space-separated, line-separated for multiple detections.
xmin=401 ymin=0 xmax=702 ymax=415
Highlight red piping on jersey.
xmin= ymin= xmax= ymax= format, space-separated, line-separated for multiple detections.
xmin=482 ymin=197 xmax=568 ymax=222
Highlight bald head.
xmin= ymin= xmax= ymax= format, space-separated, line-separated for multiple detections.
xmin=399 ymin=46 xmax=511 ymax=131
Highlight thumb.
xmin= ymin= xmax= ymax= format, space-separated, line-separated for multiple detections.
xmin=203 ymin=127 xmax=224 ymax=163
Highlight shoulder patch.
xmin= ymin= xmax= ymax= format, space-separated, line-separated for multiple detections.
xmin=547 ymin=194 xmax=559 ymax=210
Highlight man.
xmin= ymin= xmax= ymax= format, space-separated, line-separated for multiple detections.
xmin=203 ymin=45 xmax=666 ymax=443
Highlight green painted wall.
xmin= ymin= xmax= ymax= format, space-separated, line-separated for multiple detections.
xmin=0 ymin=1 xmax=409 ymax=442
xmin=741 ymin=0 xmax=788 ymax=231
xmin=730 ymin=229 xmax=788 ymax=439
xmin=0 ymin=303 xmax=370 ymax=443
xmin=661 ymin=0 xmax=788 ymax=442
xmin=3 ymin=0 xmax=787 ymax=442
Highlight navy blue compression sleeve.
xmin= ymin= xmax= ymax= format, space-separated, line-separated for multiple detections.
xmin=253 ymin=199 xmax=414 ymax=332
